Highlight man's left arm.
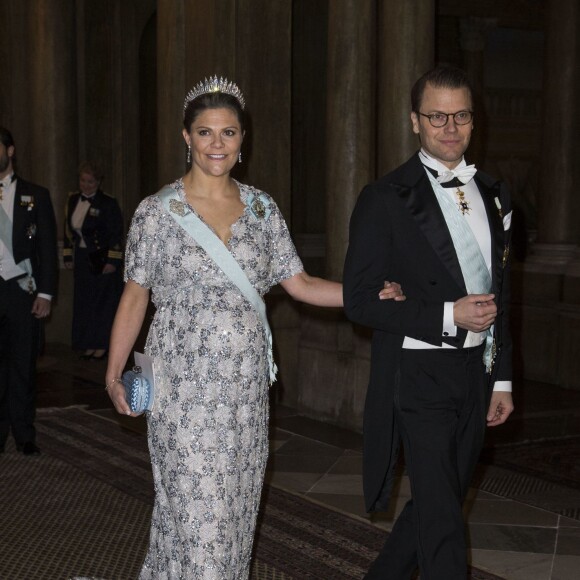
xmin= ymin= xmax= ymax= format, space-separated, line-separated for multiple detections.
xmin=32 ymin=187 xmax=58 ymax=317
xmin=487 ymin=181 xmax=514 ymax=426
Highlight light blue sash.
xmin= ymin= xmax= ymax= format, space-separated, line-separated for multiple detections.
xmin=0 ymin=203 xmax=36 ymax=293
xmin=0 ymin=203 xmax=14 ymax=250
xmin=158 ymin=185 xmax=277 ymax=384
xmin=426 ymin=172 xmax=494 ymax=371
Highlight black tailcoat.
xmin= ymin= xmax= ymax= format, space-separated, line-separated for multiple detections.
xmin=0 ymin=176 xmax=57 ymax=447
xmin=343 ymin=152 xmax=512 ymax=512
xmin=11 ymin=178 xmax=58 ymax=295
xmin=62 ymin=190 xmax=123 ymax=350
xmin=63 ymin=190 xmax=124 ymax=268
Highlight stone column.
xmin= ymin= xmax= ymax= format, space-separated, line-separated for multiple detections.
xmin=237 ymin=0 xmax=292 ymax=220
xmin=156 ymin=0 xmax=186 ymax=186
xmin=518 ymin=0 xmax=580 ymax=389
xmin=376 ymin=0 xmax=435 ymax=175
xmin=28 ymin=0 xmax=78 ymax=237
xmin=526 ymin=0 xmax=580 ymax=283
xmin=294 ymin=0 xmax=374 ymax=427
xmin=536 ymin=0 xmax=580 ymax=249
xmin=0 ymin=1 xmax=31 ymax=135
xmin=24 ymin=0 xmax=77 ymax=346
xmin=459 ymin=17 xmax=496 ymax=166
xmin=325 ymin=0 xmax=375 ymax=281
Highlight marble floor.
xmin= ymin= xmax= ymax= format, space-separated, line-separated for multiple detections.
xmin=31 ymin=342 xmax=580 ymax=580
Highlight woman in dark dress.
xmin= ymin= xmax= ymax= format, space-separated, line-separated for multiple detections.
xmin=63 ymin=161 xmax=123 ymax=359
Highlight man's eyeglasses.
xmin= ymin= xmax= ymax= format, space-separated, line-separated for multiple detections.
xmin=416 ymin=110 xmax=474 ymax=128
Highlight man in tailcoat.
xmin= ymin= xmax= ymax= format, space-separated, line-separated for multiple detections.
xmin=0 ymin=127 xmax=58 ymax=455
xmin=343 ymin=67 xmax=514 ymax=579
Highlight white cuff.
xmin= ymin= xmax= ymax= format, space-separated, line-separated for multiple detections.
xmin=442 ymin=302 xmax=457 ymax=337
xmin=492 ymin=380 xmax=512 ymax=392
xmin=37 ymin=293 xmax=52 ymax=301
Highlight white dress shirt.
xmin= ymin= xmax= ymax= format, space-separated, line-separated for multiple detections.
xmin=0 ymin=174 xmax=52 ymax=301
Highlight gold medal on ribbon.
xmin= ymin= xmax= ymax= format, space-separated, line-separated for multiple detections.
xmin=455 ymin=188 xmax=471 ymax=215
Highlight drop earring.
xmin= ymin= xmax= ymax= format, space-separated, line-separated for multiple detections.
xmin=187 ymin=144 xmax=191 ymax=164
xmin=238 ymin=152 xmax=242 ymax=164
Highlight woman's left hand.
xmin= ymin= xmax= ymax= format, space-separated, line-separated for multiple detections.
xmin=379 ymin=281 xmax=406 ymax=301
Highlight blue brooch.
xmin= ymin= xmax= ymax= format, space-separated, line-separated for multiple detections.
xmin=246 ymin=191 xmax=272 ymax=220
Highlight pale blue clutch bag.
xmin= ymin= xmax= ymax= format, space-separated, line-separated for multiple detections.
xmin=122 ymin=366 xmax=154 ymax=414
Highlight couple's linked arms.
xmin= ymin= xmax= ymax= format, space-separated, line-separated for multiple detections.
xmin=280 ymin=271 xmax=405 ymax=307
xmin=105 ymin=275 xmax=405 ymax=416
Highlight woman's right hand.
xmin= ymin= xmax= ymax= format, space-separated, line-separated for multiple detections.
xmin=379 ymin=281 xmax=406 ymax=301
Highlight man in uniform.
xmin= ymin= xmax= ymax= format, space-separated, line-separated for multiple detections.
xmin=0 ymin=127 xmax=58 ymax=455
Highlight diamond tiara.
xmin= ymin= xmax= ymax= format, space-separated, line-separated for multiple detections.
xmin=183 ymin=75 xmax=246 ymax=113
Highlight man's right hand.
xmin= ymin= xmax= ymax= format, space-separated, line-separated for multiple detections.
xmin=453 ymin=294 xmax=496 ymax=332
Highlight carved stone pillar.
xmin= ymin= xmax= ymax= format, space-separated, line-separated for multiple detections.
xmin=237 ymin=0 xmax=292 ymax=220
xmin=536 ymin=0 xmax=580 ymax=248
xmin=157 ymin=1 xmax=292 ymax=219
xmin=293 ymin=0 xmax=374 ymax=426
xmin=377 ymin=0 xmax=435 ymax=175
xmin=325 ymin=0 xmax=375 ymax=281
xmin=0 ymin=1 xmax=32 ymax=143
xmin=518 ymin=0 xmax=580 ymax=389
xmin=526 ymin=0 xmax=580 ymax=282
xmin=156 ymin=0 xmax=186 ymax=186
xmin=29 ymin=0 xmax=78 ymax=237
xmin=158 ymin=0 xmax=236 ymax=186
xmin=459 ymin=17 xmax=496 ymax=166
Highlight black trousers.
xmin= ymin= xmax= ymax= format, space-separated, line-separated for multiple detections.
xmin=0 ymin=277 xmax=40 ymax=447
xmin=72 ymin=246 xmax=122 ymax=350
xmin=365 ymin=345 xmax=489 ymax=580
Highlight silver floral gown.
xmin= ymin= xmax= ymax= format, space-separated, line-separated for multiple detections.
xmin=125 ymin=179 xmax=303 ymax=579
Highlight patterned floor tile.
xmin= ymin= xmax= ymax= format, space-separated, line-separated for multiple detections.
xmin=470 ymin=550 xmax=553 ymax=580
xmin=264 ymin=470 xmax=323 ymax=493
xmin=555 ymin=527 xmax=580 ymax=556
xmin=465 ymin=498 xmax=560 ymax=527
xmin=468 ymin=523 xmax=557 ymax=553
xmin=551 ymin=555 xmax=580 ymax=580
xmin=308 ymin=473 xmax=364 ymax=495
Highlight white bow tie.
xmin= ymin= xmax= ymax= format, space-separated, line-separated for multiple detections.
xmin=0 ymin=174 xmax=14 ymax=189
xmin=436 ymin=165 xmax=477 ymax=185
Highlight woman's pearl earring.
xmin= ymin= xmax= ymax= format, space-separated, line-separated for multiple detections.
xmin=187 ymin=144 xmax=192 ymax=164
xmin=238 ymin=152 xmax=242 ymax=164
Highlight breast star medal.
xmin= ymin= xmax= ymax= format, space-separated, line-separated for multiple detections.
xmin=455 ymin=188 xmax=471 ymax=215
xmin=245 ymin=191 xmax=272 ymax=220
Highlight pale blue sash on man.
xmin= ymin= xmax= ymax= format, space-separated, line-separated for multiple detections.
xmin=425 ymin=171 xmax=494 ymax=371
xmin=158 ymin=185 xmax=277 ymax=384
xmin=0 ymin=203 xmax=36 ymax=293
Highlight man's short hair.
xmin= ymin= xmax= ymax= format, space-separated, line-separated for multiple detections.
xmin=0 ymin=126 xmax=15 ymax=149
xmin=411 ymin=66 xmax=473 ymax=112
